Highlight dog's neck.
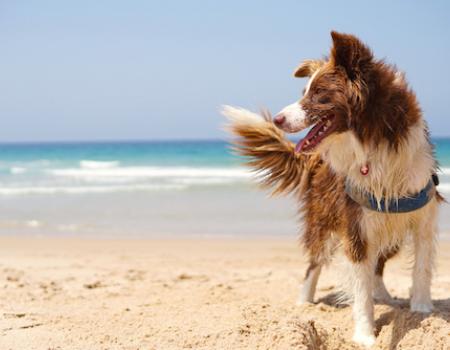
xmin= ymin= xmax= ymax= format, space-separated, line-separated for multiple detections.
xmin=320 ymin=119 xmax=435 ymax=201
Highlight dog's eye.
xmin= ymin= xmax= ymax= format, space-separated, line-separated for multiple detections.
xmin=318 ymin=96 xmax=331 ymax=104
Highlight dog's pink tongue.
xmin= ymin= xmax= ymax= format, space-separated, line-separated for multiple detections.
xmin=295 ymin=138 xmax=307 ymax=153
xmin=295 ymin=125 xmax=318 ymax=152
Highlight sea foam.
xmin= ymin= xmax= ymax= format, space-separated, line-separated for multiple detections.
xmin=49 ymin=166 xmax=252 ymax=179
xmin=0 ymin=184 xmax=187 ymax=195
xmin=10 ymin=167 xmax=27 ymax=174
xmin=80 ymin=160 xmax=120 ymax=169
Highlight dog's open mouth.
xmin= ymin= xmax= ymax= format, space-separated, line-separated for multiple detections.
xmin=295 ymin=115 xmax=336 ymax=152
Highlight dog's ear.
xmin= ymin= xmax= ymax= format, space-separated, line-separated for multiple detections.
xmin=293 ymin=59 xmax=324 ymax=78
xmin=330 ymin=31 xmax=372 ymax=79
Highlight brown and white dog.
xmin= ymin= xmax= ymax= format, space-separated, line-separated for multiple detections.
xmin=223 ymin=31 xmax=442 ymax=347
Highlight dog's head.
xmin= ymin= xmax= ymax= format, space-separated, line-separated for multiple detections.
xmin=274 ymin=31 xmax=375 ymax=153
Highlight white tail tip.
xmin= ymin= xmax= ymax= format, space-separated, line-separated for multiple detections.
xmin=221 ymin=105 xmax=265 ymax=125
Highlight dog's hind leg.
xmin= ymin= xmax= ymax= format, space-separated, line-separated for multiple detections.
xmin=297 ymin=235 xmax=336 ymax=304
xmin=373 ymin=245 xmax=399 ymax=303
xmin=297 ymin=260 xmax=322 ymax=304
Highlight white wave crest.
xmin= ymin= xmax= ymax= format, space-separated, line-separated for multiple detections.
xmin=80 ymin=160 xmax=120 ymax=169
xmin=438 ymin=167 xmax=450 ymax=176
xmin=10 ymin=167 xmax=27 ymax=174
xmin=0 ymin=184 xmax=187 ymax=196
xmin=436 ymin=183 xmax=450 ymax=193
xmin=49 ymin=166 xmax=252 ymax=179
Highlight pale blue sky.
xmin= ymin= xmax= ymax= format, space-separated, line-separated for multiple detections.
xmin=0 ymin=1 xmax=449 ymax=142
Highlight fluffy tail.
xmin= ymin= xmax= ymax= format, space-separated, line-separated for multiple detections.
xmin=222 ymin=105 xmax=317 ymax=196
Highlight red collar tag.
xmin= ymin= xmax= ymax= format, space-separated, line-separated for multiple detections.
xmin=360 ymin=164 xmax=369 ymax=176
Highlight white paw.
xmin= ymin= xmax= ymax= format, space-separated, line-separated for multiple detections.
xmin=410 ymin=301 xmax=434 ymax=313
xmin=352 ymin=332 xmax=376 ymax=348
xmin=296 ymin=288 xmax=314 ymax=305
xmin=296 ymin=296 xmax=313 ymax=305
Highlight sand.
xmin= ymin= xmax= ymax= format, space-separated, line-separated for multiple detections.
xmin=0 ymin=237 xmax=449 ymax=350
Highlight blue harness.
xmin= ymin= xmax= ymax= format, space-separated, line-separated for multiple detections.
xmin=345 ymin=175 xmax=438 ymax=213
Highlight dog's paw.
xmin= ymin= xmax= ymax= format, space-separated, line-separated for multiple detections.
xmin=410 ymin=300 xmax=434 ymax=313
xmin=352 ymin=332 xmax=376 ymax=348
xmin=296 ymin=295 xmax=313 ymax=305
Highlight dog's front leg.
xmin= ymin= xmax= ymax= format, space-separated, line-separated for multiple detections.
xmin=410 ymin=215 xmax=436 ymax=313
xmin=351 ymin=253 xmax=376 ymax=347
xmin=344 ymin=208 xmax=376 ymax=348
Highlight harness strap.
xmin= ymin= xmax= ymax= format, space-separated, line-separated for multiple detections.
xmin=345 ymin=177 xmax=437 ymax=213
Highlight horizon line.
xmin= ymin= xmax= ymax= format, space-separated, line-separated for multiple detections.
xmin=2 ymin=135 xmax=450 ymax=145
xmin=0 ymin=137 xmax=230 ymax=146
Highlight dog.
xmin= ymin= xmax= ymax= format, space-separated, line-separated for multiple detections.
xmin=223 ymin=31 xmax=442 ymax=347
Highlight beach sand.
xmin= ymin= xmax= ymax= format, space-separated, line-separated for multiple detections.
xmin=0 ymin=237 xmax=449 ymax=350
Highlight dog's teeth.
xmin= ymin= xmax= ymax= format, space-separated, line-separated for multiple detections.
xmin=305 ymin=140 xmax=310 ymax=145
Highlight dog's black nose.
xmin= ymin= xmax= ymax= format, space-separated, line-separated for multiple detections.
xmin=273 ymin=114 xmax=285 ymax=126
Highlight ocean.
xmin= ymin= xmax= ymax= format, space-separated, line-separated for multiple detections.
xmin=0 ymin=140 xmax=449 ymax=238
xmin=0 ymin=140 xmax=246 ymax=195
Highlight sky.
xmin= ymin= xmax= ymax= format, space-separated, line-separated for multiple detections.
xmin=0 ymin=0 xmax=449 ymax=142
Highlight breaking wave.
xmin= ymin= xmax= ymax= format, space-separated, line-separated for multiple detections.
xmin=79 ymin=160 xmax=120 ymax=169
xmin=48 ymin=166 xmax=251 ymax=179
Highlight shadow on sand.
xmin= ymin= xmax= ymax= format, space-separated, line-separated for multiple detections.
xmin=317 ymin=293 xmax=450 ymax=349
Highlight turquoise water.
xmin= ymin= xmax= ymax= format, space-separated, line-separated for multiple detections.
xmin=434 ymin=138 xmax=450 ymax=167
xmin=0 ymin=139 xmax=449 ymax=237
xmin=0 ymin=139 xmax=449 ymax=195
xmin=0 ymin=140 xmax=246 ymax=195
xmin=0 ymin=140 xmax=237 ymax=168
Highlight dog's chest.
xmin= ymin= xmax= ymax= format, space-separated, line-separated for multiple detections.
xmin=360 ymin=201 xmax=436 ymax=249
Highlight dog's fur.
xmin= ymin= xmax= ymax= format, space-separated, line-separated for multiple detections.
xmin=223 ymin=31 xmax=442 ymax=347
